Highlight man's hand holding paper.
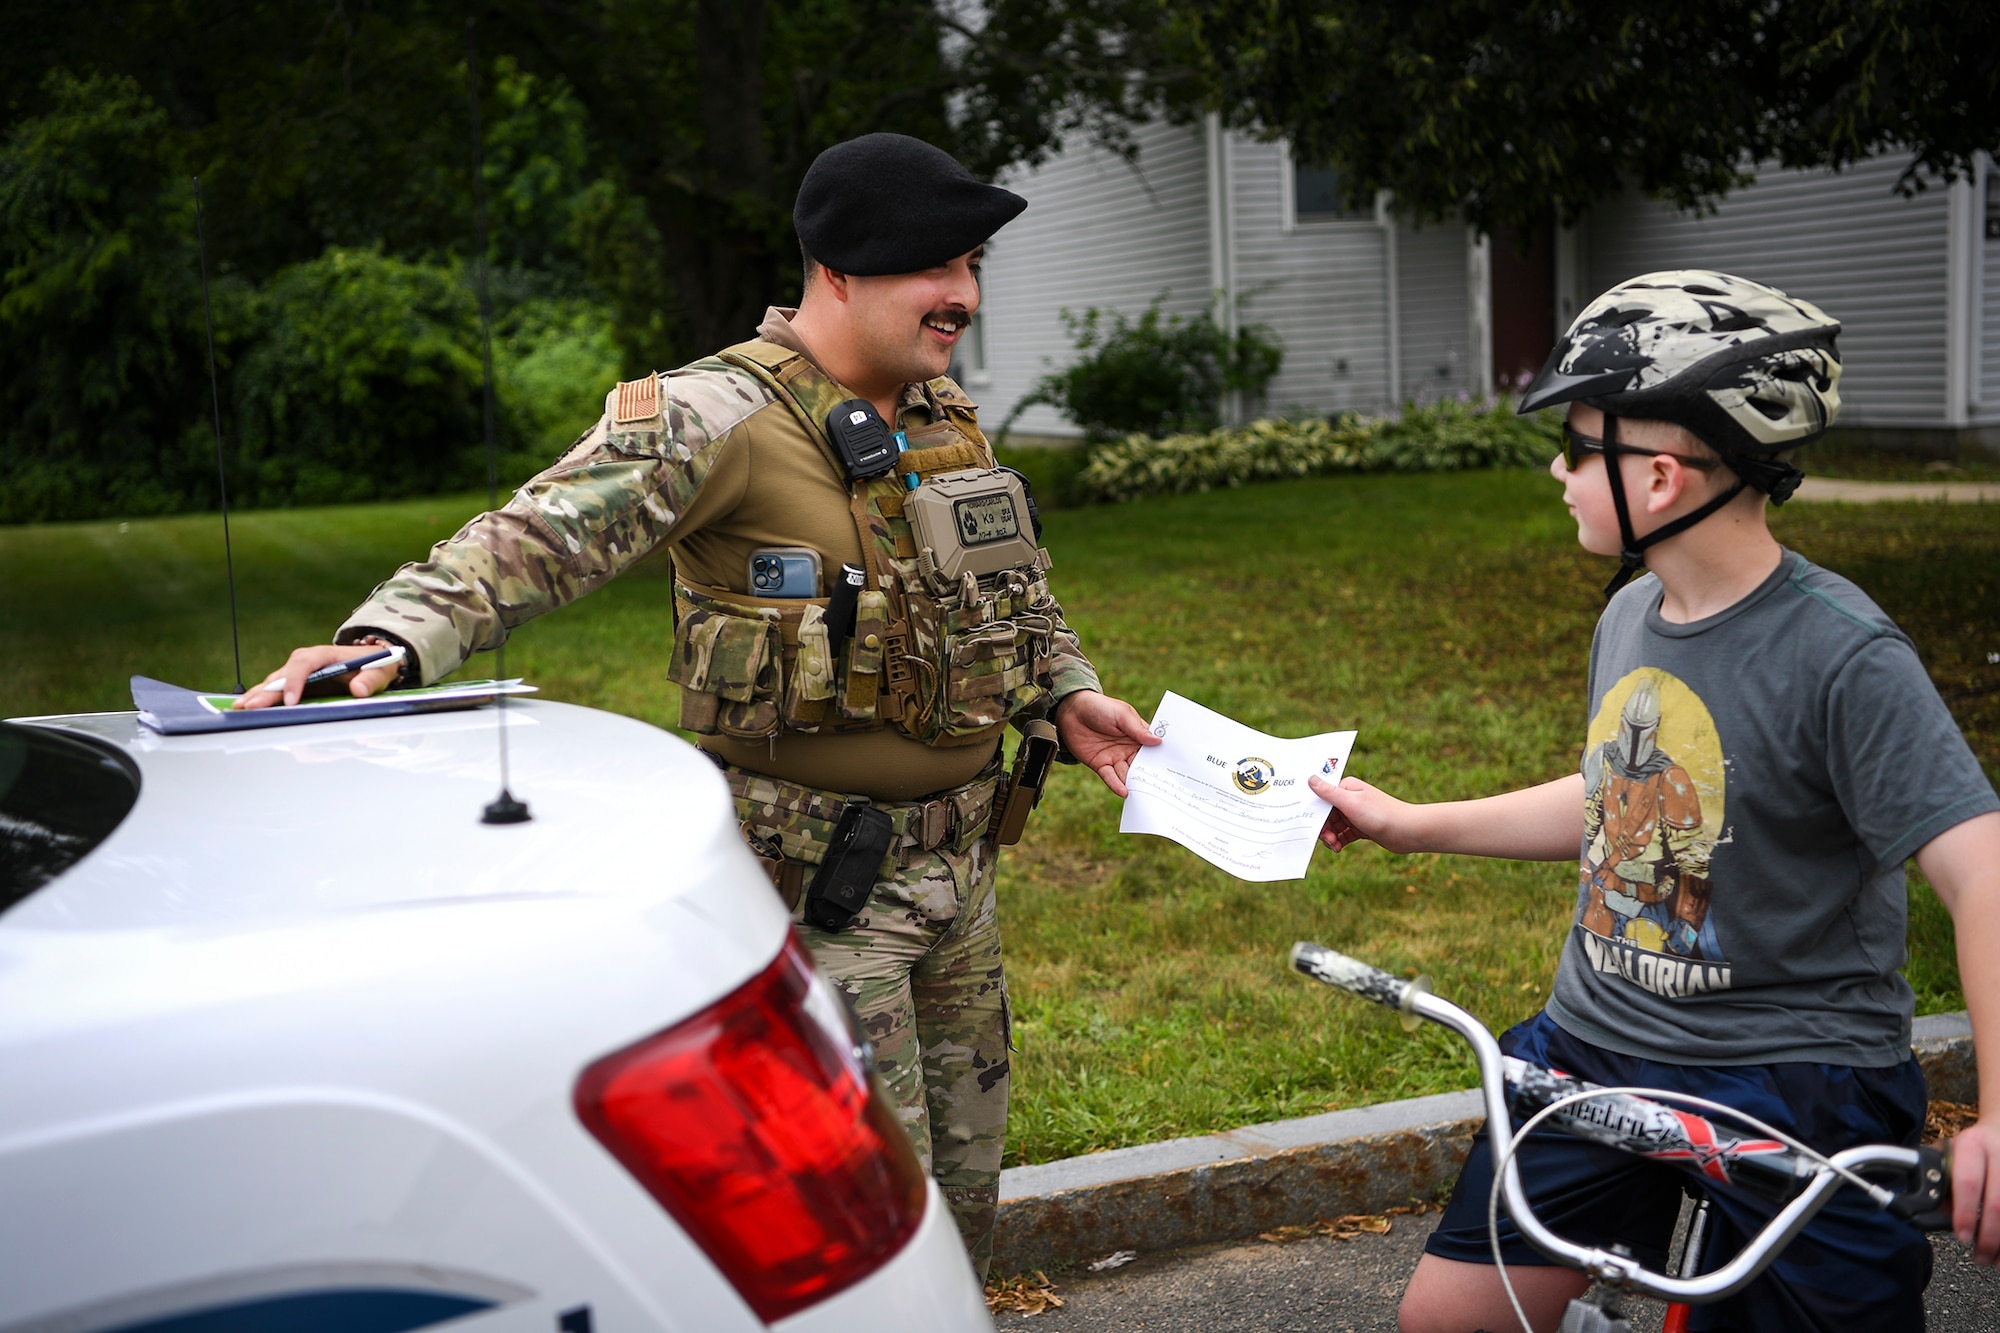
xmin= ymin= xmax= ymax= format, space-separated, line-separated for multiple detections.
xmin=1119 ymin=691 xmax=1357 ymax=882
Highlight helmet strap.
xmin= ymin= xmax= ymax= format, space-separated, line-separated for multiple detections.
xmin=1598 ymin=413 xmax=1748 ymax=600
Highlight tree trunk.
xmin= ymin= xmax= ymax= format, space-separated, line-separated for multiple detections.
xmin=651 ymin=0 xmax=781 ymax=356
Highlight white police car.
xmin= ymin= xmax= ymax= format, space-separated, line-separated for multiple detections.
xmin=0 ymin=700 xmax=992 ymax=1332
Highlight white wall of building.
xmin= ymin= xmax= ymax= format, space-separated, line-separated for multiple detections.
xmin=1978 ymin=155 xmax=1999 ymax=419
xmin=978 ymin=125 xmax=1483 ymax=431
xmin=975 ymin=122 xmax=1214 ymax=438
xmin=1395 ymin=222 xmax=1474 ymax=405
xmin=1224 ymin=139 xmax=1398 ymax=417
xmin=978 ymin=127 xmax=1993 ymax=442
xmin=1579 ymin=155 xmax=1957 ymax=429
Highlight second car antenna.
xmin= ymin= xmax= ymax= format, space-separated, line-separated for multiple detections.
xmin=193 ymin=177 xmax=245 ymax=696
xmin=467 ymin=16 xmax=530 ymax=826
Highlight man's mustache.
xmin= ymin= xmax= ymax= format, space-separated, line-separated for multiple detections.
xmin=923 ymin=310 xmax=970 ymax=331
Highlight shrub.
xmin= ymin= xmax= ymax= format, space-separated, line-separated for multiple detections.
xmin=1367 ymin=396 xmax=1564 ymax=473
xmin=1077 ymin=399 xmax=1562 ymax=504
xmin=224 ymin=254 xmax=619 ymax=509
xmin=227 ymin=248 xmax=487 ymax=507
xmin=495 ymin=294 xmax=622 ymax=476
xmin=0 ymin=67 xmax=623 ymax=523
xmin=0 ymin=71 xmax=219 ymax=523
xmin=998 ymin=296 xmax=1284 ymax=442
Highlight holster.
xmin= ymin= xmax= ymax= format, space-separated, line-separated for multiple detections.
xmin=740 ymin=821 xmax=807 ymax=910
xmin=994 ymin=719 xmax=1059 ymax=846
xmin=721 ymin=755 xmax=1005 ymax=914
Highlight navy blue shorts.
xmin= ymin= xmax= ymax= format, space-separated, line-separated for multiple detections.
xmin=1425 ymin=1011 xmax=1932 ymax=1332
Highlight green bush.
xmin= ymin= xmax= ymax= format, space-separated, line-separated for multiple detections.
xmin=227 ymin=248 xmax=487 ymax=506
xmin=495 ymin=294 xmax=622 ymax=474
xmin=1078 ymin=399 xmax=1562 ymax=504
xmin=0 ymin=65 xmax=626 ymax=524
xmin=226 ymin=252 xmax=622 ymax=507
xmin=0 ymin=71 xmax=219 ymax=523
xmin=998 ymin=296 xmax=1284 ymax=442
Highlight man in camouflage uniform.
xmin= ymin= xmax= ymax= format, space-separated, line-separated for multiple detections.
xmin=240 ymin=132 xmax=1156 ymax=1278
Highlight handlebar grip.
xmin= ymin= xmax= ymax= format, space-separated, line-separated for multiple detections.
xmin=1291 ymin=942 xmax=1432 ymax=1030
xmin=1889 ymin=1144 xmax=1953 ymax=1232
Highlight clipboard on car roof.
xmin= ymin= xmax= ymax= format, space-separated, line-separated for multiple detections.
xmin=131 ymin=675 xmax=538 ymax=736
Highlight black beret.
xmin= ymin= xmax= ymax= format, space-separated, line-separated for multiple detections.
xmin=795 ymin=133 xmax=1027 ymax=276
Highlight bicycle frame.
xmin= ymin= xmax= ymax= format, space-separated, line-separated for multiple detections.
xmin=1291 ymin=941 xmax=1945 ymax=1304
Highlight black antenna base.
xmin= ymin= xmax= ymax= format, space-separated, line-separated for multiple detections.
xmin=482 ymin=790 xmax=532 ymax=825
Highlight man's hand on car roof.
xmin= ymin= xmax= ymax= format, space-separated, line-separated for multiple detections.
xmin=233 ymin=644 xmax=402 ymax=710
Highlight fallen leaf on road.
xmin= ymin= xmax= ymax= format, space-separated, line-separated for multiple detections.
xmin=1927 ymin=1099 xmax=1979 ymax=1142
xmin=1088 ymin=1250 xmax=1138 ymax=1271
xmin=986 ymin=1270 xmax=1064 ymax=1316
xmin=1259 ymin=1212 xmax=1394 ymax=1243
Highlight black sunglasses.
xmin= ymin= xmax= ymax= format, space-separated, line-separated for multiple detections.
xmin=1561 ymin=425 xmax=1720 ymax=473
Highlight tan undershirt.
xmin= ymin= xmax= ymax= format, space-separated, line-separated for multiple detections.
xmin=680 ymin=308 xmax=1000 ymax=800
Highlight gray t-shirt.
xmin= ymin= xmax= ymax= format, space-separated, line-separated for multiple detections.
xmin=1546 ymin=551 xmax=1998 ymax=1067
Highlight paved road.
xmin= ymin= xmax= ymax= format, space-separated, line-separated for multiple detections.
xmin=1008 ymin=1213 xmax=2000 ymax=1331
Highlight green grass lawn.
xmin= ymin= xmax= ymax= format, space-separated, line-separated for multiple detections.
xmin=3 ymin=473 xmax=1994 ymax=1166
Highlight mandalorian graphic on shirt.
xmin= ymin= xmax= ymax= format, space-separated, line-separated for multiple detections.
xmin=1575 ymin=668 xmax=1732 ymax=1000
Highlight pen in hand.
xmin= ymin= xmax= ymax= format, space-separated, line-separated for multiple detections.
xmin=260 ymin=645 xmax=406 ymax=694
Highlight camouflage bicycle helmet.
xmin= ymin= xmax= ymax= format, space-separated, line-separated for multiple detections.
xmin=1518 ymin=271 xmax=1843 ymax=596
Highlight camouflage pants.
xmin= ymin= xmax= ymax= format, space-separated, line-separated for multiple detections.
xmin=792 ymin=832 xmax=1009 ymax=1280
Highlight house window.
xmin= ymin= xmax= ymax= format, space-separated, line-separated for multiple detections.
xmin=1290 ymin=160 xmax=1370 ymax=226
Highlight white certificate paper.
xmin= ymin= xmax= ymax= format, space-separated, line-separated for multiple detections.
xmin=1120 ymin=691 xmax=1357 ymax=882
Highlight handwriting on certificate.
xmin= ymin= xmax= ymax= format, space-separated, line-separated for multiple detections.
xmin=1120 ymin=691 xmax=1357 ymax=882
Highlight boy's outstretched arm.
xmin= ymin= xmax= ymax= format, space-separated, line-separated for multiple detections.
xmin=1919 ymin=809 xmax=2000 ymax=1265
xmin=1307 ymin=771 xmax=1585 ymax=861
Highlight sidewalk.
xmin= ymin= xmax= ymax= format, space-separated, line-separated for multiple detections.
xmin=992 ymin=1012 xmax=1976 ymax=1273
xmin=1793 ymin=476 xmax=2000 ymax=504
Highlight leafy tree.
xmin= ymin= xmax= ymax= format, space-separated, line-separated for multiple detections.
xmin=1152 ymin=0 xmax=2000 ymax=236
xmin=0 ymin=71 xmax=221 ymax=522
xmin=228 ymin=248 xmax=486 ymax=507
xmin=0 ymin=67 xmax=621 ymax=522
xmin=0 ymin=0 xmax=1172 ymax=367
xmin=478 ymin=0 xmax=1171 ymax=357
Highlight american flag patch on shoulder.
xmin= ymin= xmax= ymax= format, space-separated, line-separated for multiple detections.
xmin=613 ymin=375 xmax=661 ymax=423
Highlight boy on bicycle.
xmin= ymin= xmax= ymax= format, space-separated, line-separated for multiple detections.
xmin=1310 ymin=271 xmax=2000 ymax=1332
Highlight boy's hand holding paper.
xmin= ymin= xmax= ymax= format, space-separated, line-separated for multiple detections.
xmin=1119 ymin=691 xmax=1356 ymax=882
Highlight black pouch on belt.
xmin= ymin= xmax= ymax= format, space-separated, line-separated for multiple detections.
xmin=803 ymin=801 xmax=897 ymax=932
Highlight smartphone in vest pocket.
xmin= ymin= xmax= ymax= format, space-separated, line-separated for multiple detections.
xmin=748 ymin=547 xmax=823 ymax=597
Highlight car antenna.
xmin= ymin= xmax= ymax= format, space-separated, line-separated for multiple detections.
xmin=466 ymin=16 xmax=530 ymax=826
xmin=193 ymin=177 xmax=245 ymax=696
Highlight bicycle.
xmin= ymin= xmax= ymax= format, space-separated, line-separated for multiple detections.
xmin=1290 ymin=941 xmax=1954 ymax=1333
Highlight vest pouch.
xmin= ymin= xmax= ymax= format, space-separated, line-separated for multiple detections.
xmin=836 ymin=589 xmax=890 ymax=721
xmin=783 ymin=604 xmax=837 ymax=731
xmin=902 ymin=581 xmax=1052 ymax=743
xmin=943 ymin=618 xmax=1038 ymax=736
xmin=668 ymin=607 xmax=782 ymax=738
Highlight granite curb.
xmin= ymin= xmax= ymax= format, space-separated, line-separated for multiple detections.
xmin=992 ymin=1012 xmax=1977 ymax=1274
xmin=1791 ymin=477 xmax=2000 ymax=504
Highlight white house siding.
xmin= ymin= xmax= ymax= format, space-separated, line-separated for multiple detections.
xmin=1395 ymin=223 xmax=1474 ymax=405
xmin=977 ymin=122 xmax=1214 ymax=438
xmin=1982 ymin=173 xmax=2000 ymax=417
xmin=1581 ymin=155 xmax=1952 ymax=428
xmin=1225 ymin=138 xmax=1398 ymax=417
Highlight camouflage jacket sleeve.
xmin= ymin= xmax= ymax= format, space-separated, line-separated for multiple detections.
xmin=337 ymin=362 xmax=775 ymax=683
xmin=1040 ymin=610 xmax=1101 ymax=709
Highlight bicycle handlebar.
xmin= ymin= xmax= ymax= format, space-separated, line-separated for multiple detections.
xmin=1289 ymin=941 xmax=1951 ymax=1303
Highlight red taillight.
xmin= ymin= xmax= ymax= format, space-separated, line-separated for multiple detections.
xmin=574 ymin=933 xmax=928 ymax=1322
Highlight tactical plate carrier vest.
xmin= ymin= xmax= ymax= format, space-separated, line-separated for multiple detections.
xmin=664 ymin=342 xmax=1059 ymax=749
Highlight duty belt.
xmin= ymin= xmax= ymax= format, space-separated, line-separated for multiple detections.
xmin=720 ymin=758 xmax=1004 ymax=904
